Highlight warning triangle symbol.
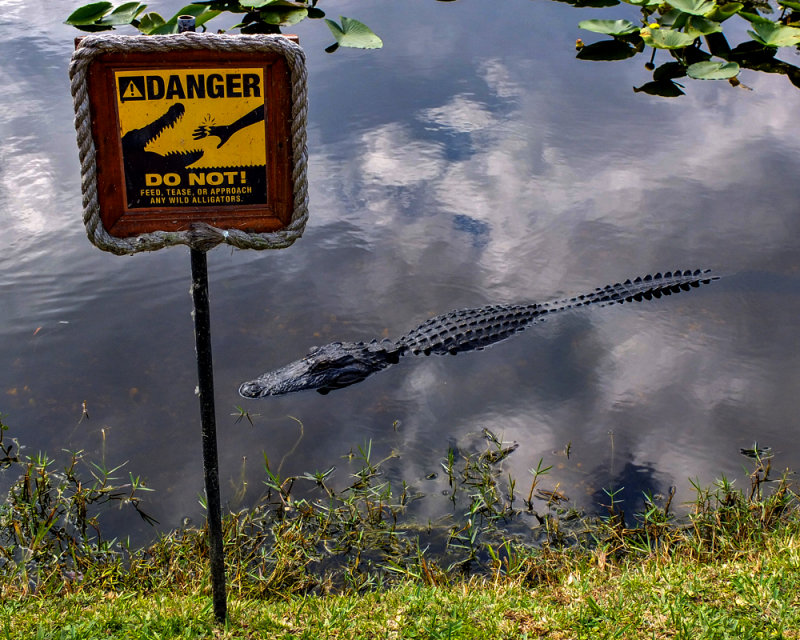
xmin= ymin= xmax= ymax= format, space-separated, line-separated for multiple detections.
xmin=122 ymin=80 xmax=144 ymax=100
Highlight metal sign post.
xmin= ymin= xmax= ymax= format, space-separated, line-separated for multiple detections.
xmin=180 ymin=17 xmax=226 ymax=624
xmin=189 ymin=245 xmax=227 ymax=623
xmin=69 ymin=22 xmax=309 ymax=625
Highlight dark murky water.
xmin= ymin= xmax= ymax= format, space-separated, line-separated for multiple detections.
xmin=1 ymin=1 xmax=799 ymax=540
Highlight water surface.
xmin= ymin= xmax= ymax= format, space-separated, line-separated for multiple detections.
xmin=1 ymin=0 xmax=799 ymax=539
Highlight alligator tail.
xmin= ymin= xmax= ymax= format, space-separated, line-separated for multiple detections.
xmin=539 ymin=269 xmax=718 ymax=315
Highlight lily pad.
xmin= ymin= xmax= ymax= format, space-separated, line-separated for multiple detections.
xmin=685 ymin=16 xmax=723 ymax=37
xmin=97 ymin=2 xmax=147 ymax=26
xmin=778 ymin=0 xmax=800 ymax=9
xmin=257 ymin=5 xmax=309 ymax=26
xmin=640 ymin=27 xmax=696 ymax=49
xmin=137 ymin=12 xmax=165 ymax=34
xmin=738 ymin=11 xmax=775 ymax=24
xmin=137 ymin=12 xmax=166 ymax=34
xmin=704 ymin=2 xmax=743 ymax=22
xmin=666 ymin=0 xmax=717 ymax=16
xmin=65 ymin=1 xmax=113 ymax=25
xmin=747 ymin=22 xmax=800 ymax=47
xmin=621 ymin=0 xmax=660 ymax=6
xmin=578 ymin=19 xmax=639 ymax=36
xmin=325 ymin=16 xmax=383 ymax=49
xmin=659 ymin=9 xmax=689 ymax=29
xmin=686 ymin=60 xmax=740 ymax=79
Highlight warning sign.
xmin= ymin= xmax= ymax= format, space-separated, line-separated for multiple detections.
xmin=74 ymin=37 xmax=303 ymax=245
xmin=115 ymin=68 xmax=268 ymax=209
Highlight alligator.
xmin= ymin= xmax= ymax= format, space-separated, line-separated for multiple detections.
xmin=238 ymin=269 xmax=717 ymax=398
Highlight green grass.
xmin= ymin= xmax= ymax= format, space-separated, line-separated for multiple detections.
xmin=3 ymin=527 xmax=800 ymax=638
xmin=2 ymin=418 xmax=799 ymax=638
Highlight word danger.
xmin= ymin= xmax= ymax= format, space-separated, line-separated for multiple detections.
xmin=119 ymin=72 xmax=261 ymax=102
xmin=145 ymin=171 xmax=247 ymax=187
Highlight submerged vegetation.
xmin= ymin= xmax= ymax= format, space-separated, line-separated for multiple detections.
xmin=2 ymin=413 xmax=799 ymax=635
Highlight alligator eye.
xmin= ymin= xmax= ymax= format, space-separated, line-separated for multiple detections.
xmin=333 ymin=371 xmax=366 ymax=386
xmin=307 ymin=359 xmax=333 ymax=373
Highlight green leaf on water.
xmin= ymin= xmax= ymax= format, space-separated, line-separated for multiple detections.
xmin=685 ymin=16 xmax=723 ymax=37
xmin=97 ymin=2 xmax=147 ymax=26
xmin=578 ymin=19 xmax=639 ymax=36
xmin=778 ymin=0 xmax=800 ymax=10
xmin=621 ymin=0 xmax=660 ymax=7
xmin=738 ymin=11 xmax=776 ymax=24
xmin=325 ymin=16 xmax=383 ymax=49
xmin=686 ymin=60 xmax=739 ymax=79
xmin=641 ymin=27 xmax=696 ymax=49
xmin=259 ymin=9 xmax=309 ymax=26
xmin=658 ymin=9 xmax=688 ymax=29
xmin=704 ymin=2 xmax=743 ymax=22
xmin=65 ymin=2 xmax=113 ymax=25
xmin=667 ymin=0 xmax=717 ymax=16
xmin=137 ymin=12 xmax=166 ymax=34
xmin=747 ymin=22 xmax=800 ymax=47
xmin=256 ymin=2 xmax=309 ymax=26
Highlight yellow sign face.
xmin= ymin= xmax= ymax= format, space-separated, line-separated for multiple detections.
xmin=115 ymin=68 xmax=268 ymax=209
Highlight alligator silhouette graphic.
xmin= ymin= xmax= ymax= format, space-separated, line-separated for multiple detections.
xmin=121 ymin=103 xmax=203 ymax=179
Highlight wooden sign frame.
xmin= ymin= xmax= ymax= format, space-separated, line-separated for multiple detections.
xmin=71 ymin=33 xmax=308 ymax=254
xmin=86 ymin=46 xmax=294 ymax=238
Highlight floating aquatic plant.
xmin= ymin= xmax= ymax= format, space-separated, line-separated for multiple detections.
xmin=577 ymin=0 xmax=800 ymax=95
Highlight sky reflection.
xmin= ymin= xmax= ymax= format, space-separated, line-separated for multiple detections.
xmin=0 ymin=0 xmax=798 ymax=539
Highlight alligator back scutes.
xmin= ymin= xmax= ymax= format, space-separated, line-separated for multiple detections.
xmin=398 ymin=303 xmax=541 ymax=356
xmin=398 ymin=269 xmax=716 ymax=358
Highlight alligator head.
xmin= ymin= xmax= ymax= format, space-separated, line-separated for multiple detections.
xmin=238 ymin=339 xmax=402 ymax=398
xmin=121 ymin=103 xmax=204 ymax=172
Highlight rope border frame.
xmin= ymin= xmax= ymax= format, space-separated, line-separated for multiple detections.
xmin=70 ymin=32 xmax=308 ymax=255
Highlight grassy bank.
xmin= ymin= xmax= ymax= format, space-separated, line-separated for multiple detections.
xmin=1 ymin=418 xmax=798 ymax=638
xmin=4 ymin=526 xmax=800 ymax=639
